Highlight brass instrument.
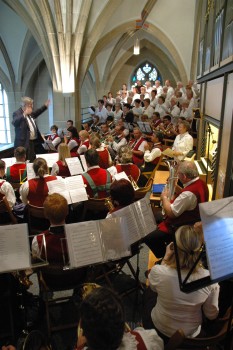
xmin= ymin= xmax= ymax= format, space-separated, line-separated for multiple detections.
xmin=164 ymin=159 xmax=178 ymax=201
xmin=105 ymin=197 xmax=114 ymax=211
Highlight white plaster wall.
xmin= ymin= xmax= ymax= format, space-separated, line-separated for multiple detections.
xmin=0 ymin=1 xmax=27 ymax=80
xmin=95 ymin=37 xmax=120 ymax=81
xmin=86 ymin=0 xmax=109 ymax=34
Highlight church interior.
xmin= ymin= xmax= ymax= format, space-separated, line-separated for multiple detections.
xmin=0 ymin=0 xmax=233 ymax=349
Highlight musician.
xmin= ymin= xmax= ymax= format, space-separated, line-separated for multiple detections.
xmin=106 ymin=179 xmax=135 ymax=216
xmin=158 ymin=115 xmax=176 ymax=139
xmin=143 ymin=131 xmax=163 ymax=172
xmin=31 ymin=193 xmax=69 ymax=263
xmin=128 ymin=127 xmax=147 ymax=167
xmin=99 ymin=123 xmax=111 ymax=143
xmin=172 ymin=120 xmax=193 ymax=161
xmin=0 ymin=160 xmax=16 ymax=209
xmin=82 ymin=149 xmax=112 ymax=199
xmin=20 ymin=158 xmax=60 ymax=206
xmin=46 ymin=124 xmax=61 ymax=150
xmin=107 ymin=125 xmax=127 ymax=159
xmin=90 ymin=115 xmax=101 ymax=132
xmin=151 ymin=112 xmax=162 ymax=130
xmin=6 ymin=146 xmax=27 ymax=183
xmin=107 ymin=145 xmax=140 ymax=183
xmin=77 ymin=287 xmax=163 ymax=350
xmin=51 ymin=143 xmax=71 ymax=177
xmin=90 ymin=137 xmax=112 ymax=169
xmin=82 ymin=122 xmax=93 ymax=136
xmin=78 ymin=130 xmax=90 ymax=155
xmin=65 ymin=126 xmax=80 ymax=157
xmin=143 ymin=161 xmax=209 ymax=258
xmin=106 ymin=115 xmax=115 ymax=131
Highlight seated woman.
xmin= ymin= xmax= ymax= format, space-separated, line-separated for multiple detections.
xmin=78 ymin=130 xmax=90 ymax=155
xmin=31 ymin=193 xmax=70 ymax=263
xmin=51 ymin=143 xmax=71 ymax=177
xmin=64 ymin=126 xmax=80 ymax=157
xmin=148 ymin=225 xmax=219 ymax=339
xmin=20 ymin=157 xmax=59 ymax=206
xmin=106 ymin=178 xmax=135 ymax=217
xmin=90 ymin=136 xmax=112 ymax=169
xmin=172 ymin=120 xmax=193 ymax=161
xmin=77 ymin=287 xmax=163 ymax=350
xmin=107 ymin=145 xmax=140 ymax=183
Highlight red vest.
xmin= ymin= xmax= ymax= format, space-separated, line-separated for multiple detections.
xmin=82 ymin=168 xmax=112 ymax=198
xmin=28 ymin=176 xmax=57 ymax=206
xmin=6 ymin=163 xmax=27 ymax=182
xmin=78 ymin=140 xmax=90 ymax=154
xmin=116 ymin=164 xmax=140 ymax=182
xmin=68 ymin=137 xmax=80 ymax=156
xmin=97 ymin=148 xmax=110 ymax=169
xmin=56 ymin=161 xmax=71 ymax=177
xmin=151 ymin=143 xmax=163 ymax=165
xmin=129 ymin=137 xmax=145 ymax=166
xmin=159 ymin=178 xmax=209 ymax=233
xmin=36 ymin=228 xmax=67 ymax=263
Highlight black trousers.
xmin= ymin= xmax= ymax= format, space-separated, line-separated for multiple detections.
xmin=28 ymin=140 xmax=45 ymax=162
xmin=143 ymin=228 xmax=173 ymax=258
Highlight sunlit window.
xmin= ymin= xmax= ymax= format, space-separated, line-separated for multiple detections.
xmin=131 ymin=62 xmax=161 ymax=86
xmin=0 ymin=83 xmax=11 ymax=144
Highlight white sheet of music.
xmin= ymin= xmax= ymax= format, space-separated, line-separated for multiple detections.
xmin=26 ymin=163 xmax=36 ymax=180
xmin=65 ymin=157 xmax=84 ymax=175
xmin=134 ymin=198 xmax=157 ymax=237
xmin=47 ymin=179 xmax=72 ymax=204
xmin=64 ymin=176 xmax=88 ymax=202
xmin=114 ymin=171 xmax=130 ymax=182
xmin=0 ymin=224 xmax=31 ymax=272
xmin=100 ymin=218 xmax=131 ymax=260
xmin=65 ymin=221 xmax=104 ymax=268
xmin=80 ymin=155 xmax=88 ymax=172
xmin=199 ymin=197 xmax=233 ymax=280
xmin=110 ymin=205 xmax=141 ymax=245
xmin=2 ymin=157 xmax=16 ymax=167
xmin=36 ymin=153 xmax=58 ymax=167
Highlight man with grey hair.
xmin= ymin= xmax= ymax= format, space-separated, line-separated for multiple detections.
xmin=12 ymin=96 xmax=50 ymax=161
xmin=143 ymin=161 xmax=208 ymax=257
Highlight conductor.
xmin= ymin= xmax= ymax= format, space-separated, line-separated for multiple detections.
xmin=12 ymin=96 xmax=50 ymax=162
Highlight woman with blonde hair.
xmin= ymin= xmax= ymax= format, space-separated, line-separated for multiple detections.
xmin=78 ymin=130 xmax=90 ymax=155
xmin=20 ymin=158 xmax=60 ymax=206
xmin=90 ymin=136 xmax=112 ymax=169
xmin=148 ymin=225 xmax=219 ymax=340
xmin=51 ymin=143 xmax=71 ymax=177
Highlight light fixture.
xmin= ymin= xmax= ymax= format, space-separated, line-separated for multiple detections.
xmin=134 ymin=38 xmax=140 ymax=55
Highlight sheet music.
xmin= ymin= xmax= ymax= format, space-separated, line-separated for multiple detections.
xmin=100 ymin=218 xmax=131 ymax=260
xmin=80 ymin=155 xmax=87 ymax=171
xmin=47 ymin=178 xmax=72 ymax=204
xmin=0 ymin=224 xmax=31 ymax=272
xmin=65 ymin=222 xmax=104 ymax=267
xmin=47 ymin=177 xmax=88 ymax=203
xmin=162 ymin=148 xmax=174 ymax=158
xmin=199 ymin=197 xmax=233 ymax=280
xmin=133 ymin=198 xmax=157 ymax=237
xmin=114 ymin=171 xmax=130 ymax=182
xmin=26 ymin=163 xmax=36 ymax=180
xmin=66 ymin=157 xmax=84 ymax=175
xmin=43 ymin=140 xmax=57 ymax=152
xmin=110 ymin=205 xmax=141 ymax=245
xmin=2 ymin=157 xmax=16 ymax=167
xmin=36 ymin=153 xmax=58 ymax=167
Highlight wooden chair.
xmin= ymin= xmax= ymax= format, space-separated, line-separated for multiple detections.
xmin=0 ymin=196 xmax=18 ymax=224
xmin=81 ymin=197 xmax=109 ymax=221
xmin=177 ymin=306 xmax=233 ymax=349
xmin=141 ymin=156 xmax=162 ymax=180
xmin=134 ymin=175 xmax=154 ymax=200
xmin=27 ymin=203 xmax=50 ymax=235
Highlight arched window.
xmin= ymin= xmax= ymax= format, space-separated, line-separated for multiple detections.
xmin=0 ymin=83 xmax=11 ymax=144
xmin=131 ymin=62 xmax=162 ymax=86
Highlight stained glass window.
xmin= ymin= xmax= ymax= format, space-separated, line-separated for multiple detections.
xmin=131 ymin=62 xmax=161 ymax=86
xmin=0 ymin=83 xmax=11 ymax=144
